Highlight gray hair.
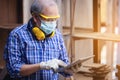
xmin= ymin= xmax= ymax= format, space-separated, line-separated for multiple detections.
xmin=30 ymin=0 xmax=57 ymax=15
xmin=30 ymin=0 xmax=43 ymax=14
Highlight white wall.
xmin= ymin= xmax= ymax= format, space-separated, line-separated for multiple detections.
xmin=62 ymin=0 xmax=93 ymax=28
xmin=23 ymin=0 xmax=34 ymax=23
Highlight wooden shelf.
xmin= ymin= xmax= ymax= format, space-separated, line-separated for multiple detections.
xmin=0 ymin=24 xmax=21 ymax=30
xmin=72 ymin=32 xmax=120 ymax=42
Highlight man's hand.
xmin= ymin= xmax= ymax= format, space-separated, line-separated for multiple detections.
xmin=39 ymin=59 xmax=67 ymax=71
xmin=47 ymin=59 xmax=67 ymax=72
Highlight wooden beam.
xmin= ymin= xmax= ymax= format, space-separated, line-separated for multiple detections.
xmin=70 ymin=0 xmax=76 ymax=34
xmin=70 ymin=0 xmax=76 ymax=62
xmin=72 ymin=32 xmax=120 ymax=42
xmin=105 ymin=0 xmax=117 ymax=79
xmin=93 ymin=0 xmax=101 ymax=63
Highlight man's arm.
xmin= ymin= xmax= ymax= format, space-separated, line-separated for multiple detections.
xmin=20 ymin=59 xmax=62 ymax=76
xmin=20 ymin=64 xmax=40 ymax=76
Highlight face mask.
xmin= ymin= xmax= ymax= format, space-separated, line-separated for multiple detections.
xmin=40 ymin=20 xmax=57 ymax=35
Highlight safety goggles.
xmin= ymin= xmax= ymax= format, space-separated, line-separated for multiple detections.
xmin=39 ymin=14 xmax=60 ymax=21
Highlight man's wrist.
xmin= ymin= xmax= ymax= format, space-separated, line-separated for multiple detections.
xmin=39 ymin=62 xmax=45 ymax=69
xmin=39 ymin=62 xmax=51 ymax=70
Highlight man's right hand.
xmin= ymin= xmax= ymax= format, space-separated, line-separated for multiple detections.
xmin=39 ymin=59 xmax=67 ymax=71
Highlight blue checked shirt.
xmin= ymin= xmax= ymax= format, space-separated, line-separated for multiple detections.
xmin=4 ymin=19 xmax=70 ymax=80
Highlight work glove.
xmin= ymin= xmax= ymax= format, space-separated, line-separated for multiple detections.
xmin=39 ymin=59 xmax=67 ymax=71
xmin=47 ymin=59 xmax=67 ymax=72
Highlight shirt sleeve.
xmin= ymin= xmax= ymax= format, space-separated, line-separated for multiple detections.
xmin=4 ymin=32 xmax=25 ymax=78
xmin=58 ymin=32 xmax=72 ymax=77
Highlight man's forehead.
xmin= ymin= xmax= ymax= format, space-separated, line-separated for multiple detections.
xmin=41 ymin=5 xmax=59 ymax=17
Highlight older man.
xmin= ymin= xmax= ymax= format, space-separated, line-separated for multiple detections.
xmin=4 ymin=0 xmax=72 ymax=80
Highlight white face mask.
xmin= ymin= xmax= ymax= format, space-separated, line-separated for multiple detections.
xmin=40 ymin=20 xmax=57 ymax=35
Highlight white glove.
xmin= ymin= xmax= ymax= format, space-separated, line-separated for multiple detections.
xmin=40 ymin=59 xmax=67 ymax=71
xmin=48 ymin=59 xmax=68 ymax=72
xmin=47 ymin=59 xmax=59 ymax=71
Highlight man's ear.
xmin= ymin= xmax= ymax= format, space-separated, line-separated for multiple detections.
xmin=32 ymin=14 xmax=37 ymax=23
xmin=32 ymin=13 xmax=41 ymax=27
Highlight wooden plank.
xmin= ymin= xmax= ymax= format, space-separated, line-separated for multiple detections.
xmin=83 ymin=63 xmax=106 ymax=69
xmin=106 ymin=0 xmax=117 ymax=79
xmin=71 ymin=38 xmax=75 ymax=62
xmin=0 ymin=24 xmax=21 ymax=30
xmin=72 ymin=32 xmax=120 ymax=42
xmin=63 ymin=27 xmax=93 ymax=33
xmin=70 ymin=0 xmax=76 ymax=62
xmin=56 ymin=55 xmax=94 ymax=72
xmin=93 ymin=0 xmax=101 ymax=63
xmin=117 ymin=0 xmax=120 ymax=65
xmin=70 ymin=0 xmax=76 ymax=35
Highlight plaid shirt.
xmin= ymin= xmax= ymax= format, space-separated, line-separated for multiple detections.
xmin=4 ymin=19 xmax=70 ymax=80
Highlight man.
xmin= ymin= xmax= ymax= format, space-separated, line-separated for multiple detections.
xmin=4 ymin=0 xmax=72 ymax=80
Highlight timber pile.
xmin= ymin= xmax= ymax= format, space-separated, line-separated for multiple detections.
xmin=78 ymin=63 xmax=111 ymax=80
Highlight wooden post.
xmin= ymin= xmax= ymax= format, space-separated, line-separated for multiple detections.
xmin=93 ymin=0 xmax=101 ymax=63
xmin=70 ymin=0 xmax=76 ymax=62
xmin=106 ymin=0 xmax=117 ymax=79
xmin=116 ymin=65 xmax=120 ymax=80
